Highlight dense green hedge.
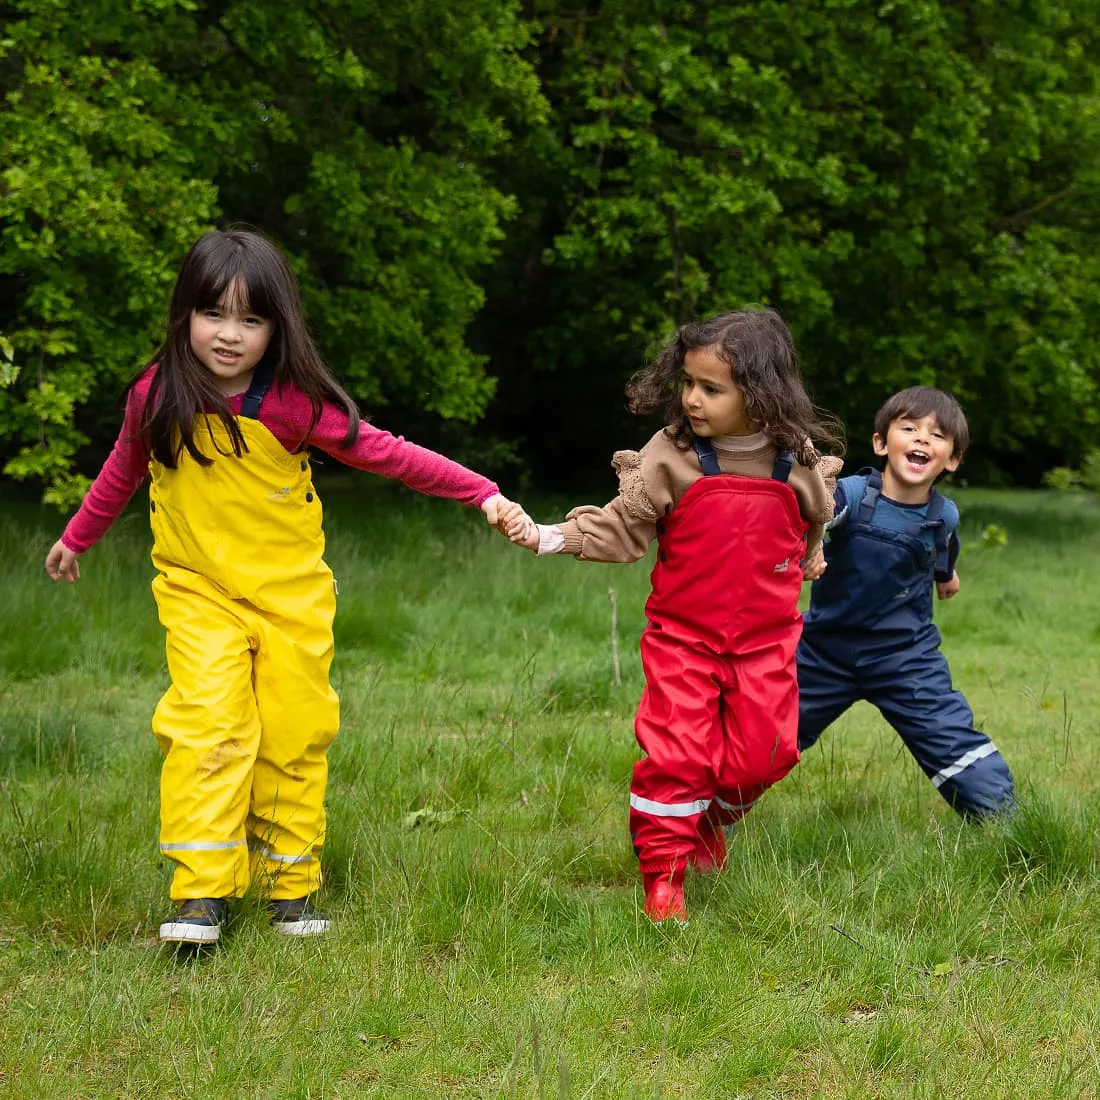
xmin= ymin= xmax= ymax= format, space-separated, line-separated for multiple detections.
xmin=3 ymin=0 xmax=1098 ymax=501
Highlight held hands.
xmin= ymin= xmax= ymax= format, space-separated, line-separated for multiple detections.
xmin=45 ymin=539 xmax=81 ymax=583
xmin=481 ymin=494 xmax=538 ymax=550
xmin=802 ymin=543 xmax=827 ymax=582
xmin=936 ymin=571 xmax=960 ymax=600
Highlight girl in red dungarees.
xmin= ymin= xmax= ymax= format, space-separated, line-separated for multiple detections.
xmin=502 ymin=309 xmax=843 ymax=921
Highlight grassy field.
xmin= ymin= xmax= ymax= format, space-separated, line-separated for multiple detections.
xmin=1 ymin=480 xmax=1098 ymax=1098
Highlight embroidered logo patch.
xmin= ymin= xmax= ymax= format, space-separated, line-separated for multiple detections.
xmin=267 ymin=486 xmax=292 ymax=501
xmin=773 ymin=557 xmax=790 ymax=573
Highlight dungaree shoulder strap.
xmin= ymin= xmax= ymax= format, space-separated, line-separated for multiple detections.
xmin=856 ymin=466 xmax=882 ymax=523
xmin=921 ymin=491 xmax=950 ymax=575
xmin=692 ymin=437 xmax=722 ymax=476
xmin=239 ymin=363 xmax=275 ymax=420
xmin=855 ymin=468 xmax=950 ymax=573
xmin=693 ymin=437 xmax=796 ymax=482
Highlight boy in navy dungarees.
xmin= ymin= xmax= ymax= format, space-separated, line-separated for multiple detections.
xmin=797 ymin=387 xmax=1014 ymax=818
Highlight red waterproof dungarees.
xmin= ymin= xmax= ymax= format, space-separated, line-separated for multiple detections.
xmin=629 ymin=443 xmax=808 ymax=875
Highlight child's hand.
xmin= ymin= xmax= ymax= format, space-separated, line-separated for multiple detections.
xmin=802 ymin=544 xmax=826 ymax=582
xmin=45 ymin=539 xmax=81 ymax=583
xmin=496 ymin=499 xmax=539 ymax=551
xmin=482 ymin=495 xmax=537 ymax=548
xmin=936 ymin=571 xmax=960 ymax=600
xmin=481 ymin=493 xmax=526 ymax=530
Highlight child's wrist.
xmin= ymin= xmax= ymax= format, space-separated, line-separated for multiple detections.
xmin=536 ymin=524 xmax=565 ymax=556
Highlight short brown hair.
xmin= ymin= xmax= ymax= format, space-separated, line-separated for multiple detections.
xmin=873 ymin=386 xmax=969 ymax=458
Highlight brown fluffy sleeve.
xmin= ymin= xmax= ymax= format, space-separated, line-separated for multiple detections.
xmin=817 ymin=456 xmax=844 ymax=525
xmin=553 ymin=435 xmax=676 ymax=561
xmin=610 ymin=449 xmax=661 ymax=522
xmin=791 ymin=453 xmax=843 ymax=557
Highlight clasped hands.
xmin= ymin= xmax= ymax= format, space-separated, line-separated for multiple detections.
xmin=480 ymin=494 xmax=538 ymax=549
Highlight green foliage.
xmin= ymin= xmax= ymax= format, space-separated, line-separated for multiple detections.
xmin=1080 ymin=448 xmax=1100 ymax=492
xmin=0 ymin=13 xmax=217 ymax=502
xmin=0 ymin=333 xmax=17 ymax=397
xmin=1042 ymin=465 xmax=1083 ymax=491
xmin=959 ymin=519 xmax=1011 ymax=553
xmin=0 ymin=0 xmax=545 ymax=503
xmin=3 ymin=0 xmax=1100 ymax=500
xmin=487 ymin=0 xmax=1100 ymax=482
xmin=1043 ymin=447 xmax=1100 ymax=493
xmin=978 ymin=522 xmax=1009 ymax=550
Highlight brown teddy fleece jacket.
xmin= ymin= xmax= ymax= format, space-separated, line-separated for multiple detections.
xmin=550 ymin=428 xmax=843 ymax=563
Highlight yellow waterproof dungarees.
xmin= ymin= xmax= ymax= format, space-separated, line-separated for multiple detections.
xmin=148 ymin=372 xmax=338 ymax=901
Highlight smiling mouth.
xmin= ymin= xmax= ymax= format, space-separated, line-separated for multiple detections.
xmin=906 ymin=450 xmax=930 ymax=467
xmin=213 ymin=348 xmax=242 ymax=360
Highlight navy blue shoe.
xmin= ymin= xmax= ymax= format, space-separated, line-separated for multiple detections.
xmin=268 ymin=897 xmax=330 ymax=937
xmin=159 ymin=898 xmax=228 ymax=945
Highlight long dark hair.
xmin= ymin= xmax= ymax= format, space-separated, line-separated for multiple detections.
xmin=626 ymin=308 xmax=843 ymax=467
xmin=133 ymin=228 xmax=361 ymax=467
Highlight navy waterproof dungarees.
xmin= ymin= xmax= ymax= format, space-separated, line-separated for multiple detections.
xmin=797 ymin=469 xmax=1014 ymax=818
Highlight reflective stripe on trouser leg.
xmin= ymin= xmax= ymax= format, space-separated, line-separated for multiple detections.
xmin=712 ymin=642 xmax=800 ymax=827
xmin=153 ymin=572 xmax=260 ymax=900
xmin=246 ymin=595 xmax=338 ymax=898
xmin=868 ymin=645 xmax=1015 ymax=817
xmin=630 ymin=631 xmax=727 ymax=874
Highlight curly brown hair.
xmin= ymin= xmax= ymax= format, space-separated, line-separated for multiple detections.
xmin=626 ymin=308 xmax=843 ymax=467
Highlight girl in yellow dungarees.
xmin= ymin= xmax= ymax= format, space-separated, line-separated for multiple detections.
xmin=45 ymin=229 xmax=528 ymax=946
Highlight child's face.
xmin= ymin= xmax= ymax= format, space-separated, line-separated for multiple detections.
xmin=681 ymin=347 xmax=756 ymax=437
xmin=873 ymin=413 xmax=959 ymax=501
xmin=189 ymin=278 xmax=274 ymax=396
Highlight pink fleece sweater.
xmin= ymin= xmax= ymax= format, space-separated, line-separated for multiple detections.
xmin=62 ymin=367 xmax=500 ymax=553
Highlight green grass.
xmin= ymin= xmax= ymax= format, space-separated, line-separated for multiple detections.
xmin=1 ymin=482 xmax=1099 ymax=1097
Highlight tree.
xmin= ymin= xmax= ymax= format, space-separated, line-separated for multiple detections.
xmin=1 ymin=2 xmax=218 ymax=504
xmin=4 ymin=0 xmax=1100 ymax=500
xmin=482 ymin=0 xmax=1100 ymax=483
xmin=1 ymin=0 xmax=545 ymax=504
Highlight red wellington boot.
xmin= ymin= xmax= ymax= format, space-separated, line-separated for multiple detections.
xmin=689 ymin=817 xmax=728 ymax=875
xmin=642 ymin=868 xmax=687 ymax=922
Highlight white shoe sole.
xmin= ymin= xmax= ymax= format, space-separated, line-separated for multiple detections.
xmin=272 ymin=918 xmax=330 ymax=937
xmin=159 ymin=920 xmax=221 ymax=944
